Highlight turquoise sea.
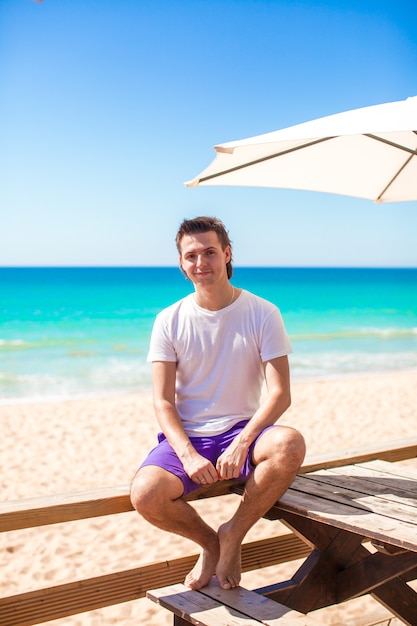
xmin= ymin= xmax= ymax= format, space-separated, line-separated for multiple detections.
xmin=1 ymin=267 xmax=416 ymax=402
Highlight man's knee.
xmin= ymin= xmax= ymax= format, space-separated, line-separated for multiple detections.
xmin=130 ymin=466 xmax=183 ymax=515
xmin=130 ymin=469 xmax=152 ymax=514
xmin=280 ymin=427 xmax=306 ymax=471
xmin=256 ymin=426 xmax=305 ymax=472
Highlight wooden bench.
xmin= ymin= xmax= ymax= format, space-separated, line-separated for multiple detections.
xmin=1 ymin=438 xmax=416 ymax=625
xmin=148 ymin=582 xmax=324 ymax=625
xmin=2 ymin=437 xmax=416 ymax=532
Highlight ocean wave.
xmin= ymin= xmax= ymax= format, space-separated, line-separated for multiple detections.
xmin=0 ymin=338 xmax=145 ymax=354
xmin=0 ymin=338 xmax=90 ymax=351
xmin=290 ymin=327 xmax=417 ymax=341
xmin=0 ymin=339 xmax=36 ymax=351
xmin=0 ymin=358 xmax=152 ymax=402
xmin=290 ymin=350 xmax=417 ymax=380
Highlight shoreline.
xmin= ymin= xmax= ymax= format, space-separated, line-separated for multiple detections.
xmin=1 ymin=366 xmax=417 ymax=407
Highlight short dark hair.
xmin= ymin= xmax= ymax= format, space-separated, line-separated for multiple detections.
xmin=176 ymin=216 xmax=233 ymax=279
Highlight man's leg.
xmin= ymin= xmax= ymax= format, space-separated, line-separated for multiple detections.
xmin=130 ymin=466 xmax=219 ymax=589
xmin=216 ymin=425 xmax=305 ymax=590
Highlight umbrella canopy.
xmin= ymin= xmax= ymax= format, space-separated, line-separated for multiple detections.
xmin=185 ymin=96 xmax=417 ymax=203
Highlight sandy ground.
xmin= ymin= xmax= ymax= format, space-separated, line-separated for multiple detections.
xmin=1 ymin=371 xmax=416 ymax=625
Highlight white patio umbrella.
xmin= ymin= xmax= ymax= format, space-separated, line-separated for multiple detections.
xmin=185 ymin=96 xmax=417 ymax=203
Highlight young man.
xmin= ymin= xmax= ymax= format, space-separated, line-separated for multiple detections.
xmin=130 ymin=216 xmax=305 ymax=591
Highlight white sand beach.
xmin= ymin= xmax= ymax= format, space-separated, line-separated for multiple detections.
xmin=1 ymin=371 xmax=416 ymax=625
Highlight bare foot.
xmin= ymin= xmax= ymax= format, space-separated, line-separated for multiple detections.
xmin=184 ymin=540 xmax=220 ymax=590
xmin=215 ymin=521 xmax=242 ymax=590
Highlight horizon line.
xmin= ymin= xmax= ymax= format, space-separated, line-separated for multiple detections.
xmin=1 ymin=265 xmax=416 ymax=270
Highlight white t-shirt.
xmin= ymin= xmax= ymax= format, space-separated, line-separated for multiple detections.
xmin=147 ymin=289 xmax=292 ymax=436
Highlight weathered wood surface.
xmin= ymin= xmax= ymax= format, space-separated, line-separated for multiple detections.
xmin=262 ymin=461 xmax=417 ymax=552
xmin=148 ymin=583 xmax=324 ymax=625
xmin=259 ymin=519 xmax=417 ymax=623
xmin=254 ymin=461 xmax=417 ymax=625
xmin=201 ymin=585 xmax=322 ymax=624
xmin=1 ymin=437 xmax=416 ymax=532
xmin=298 ymin=438 xmax=417 ymax=473
xmin=0 ymin=534 xmax=310 ymax=626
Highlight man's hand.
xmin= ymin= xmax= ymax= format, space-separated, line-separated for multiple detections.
xmin=216 ymin=441 xmax=248 ymax=480
xmin=183 ymin=453 xmax=219 ymax=485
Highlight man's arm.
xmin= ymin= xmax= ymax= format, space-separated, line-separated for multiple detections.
xmin=152 ymin=361 xmax=219 ymax=484
xmin=216 ymin=355 xmax=291 ymax=480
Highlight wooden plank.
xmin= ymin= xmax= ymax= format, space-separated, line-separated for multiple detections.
xmin=0 ymin=560 xmax=192 ymax=626
xmin=2 ymin=438 xmax=416 ymax=532
xmin=265 ymin=485 xmax=417 ymax=552
xmin=336 ymin=549 xmax=417 ymax=601
xmin=0 ymin=484 xmax=134 ymax=532
xmin=148 ymin=584 xmax=323 ymax=626
xmin=200 ymin=584 xmax=323 ymax=625
xmin=148 ymin=584 xmax=262 ymax=625
xmin=258 ymin=510 xmax=417 ymax=617
xmin=314 ymin=459 xmax=417 ymax=484
xmin=371 ymin=574 xmax=417 ymax=626
xmin=312 ymin=473 xmax=417 ymax=514
xmin=321 ymin=462 xmax=417 ymax=506
xmin=292 ymin=474 xmax=417 ymax=525
xmin=0 ymin=533 xmax=309 ymax=626
xmin=299 ymin=437 xmax=417 ymax=474
xmin=299 ymin=464 xmax=417 ymax=530
xmin=258 ymin=524 xmax=364 ymax=613
xmin=361 ymin=459 xmax=417 ymax=479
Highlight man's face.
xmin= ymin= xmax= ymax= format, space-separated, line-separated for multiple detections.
xmin=179 ymin=231 xmax=231 ymax=286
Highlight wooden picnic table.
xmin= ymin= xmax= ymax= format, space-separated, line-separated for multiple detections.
xmin=243 ymin=459 xmax=417 ymax=626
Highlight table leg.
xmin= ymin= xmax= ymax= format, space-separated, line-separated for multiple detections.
xmin=372 ymin=577 xmax=417 ymax=626
xmin=261 ymin=509 xmax=417 ymax=623
xmin=260 ymin=512 xmax=364 ymax=612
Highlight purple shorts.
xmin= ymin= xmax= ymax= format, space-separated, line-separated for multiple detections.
xmin=139 ymin=420 xmax=277 ymax=496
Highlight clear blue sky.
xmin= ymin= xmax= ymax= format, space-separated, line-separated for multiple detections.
xmin=1 ymin=0 xmax=417 ymax=267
